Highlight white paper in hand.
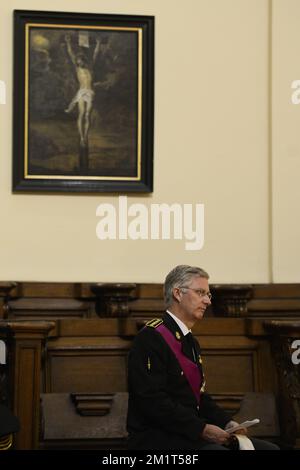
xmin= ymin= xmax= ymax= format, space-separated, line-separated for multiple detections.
xmin=227 ymin=419 xmax=260 ymax=434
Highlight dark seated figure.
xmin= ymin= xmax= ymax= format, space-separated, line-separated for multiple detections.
xmin=0 ymin=404 xmax=19 ymax=450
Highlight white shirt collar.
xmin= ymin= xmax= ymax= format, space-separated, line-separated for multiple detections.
xmin=166 ymin=310 xmax=190 ymax=336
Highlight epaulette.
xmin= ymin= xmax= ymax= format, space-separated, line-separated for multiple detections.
xmin=145 ymin=318 xmax=163 ymax=328
xmin=0 ymin=434 xmax=13 ymax=450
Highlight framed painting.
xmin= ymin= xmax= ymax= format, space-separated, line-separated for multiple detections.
xmin=13 ymin=10 xmax=154 ymax=192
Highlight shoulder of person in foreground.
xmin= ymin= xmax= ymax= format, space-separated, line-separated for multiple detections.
xmin=132 ymin=318 xmax=166 ymax=346
xmin=128 ymin=318 xmax=170 ymax=365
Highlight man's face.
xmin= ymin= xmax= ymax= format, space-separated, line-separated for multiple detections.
xmin=175 ymin=276 xmax=211 ymax=323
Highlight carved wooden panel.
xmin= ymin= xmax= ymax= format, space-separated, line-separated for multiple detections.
xmin=8 ymin=298 xmax=93 ymax=319
xmin=203 ymin=353 xmax=256 ymax=393
xmin=46 ymin=331 xmax=132 ymax=394
xmin=3 ymin=281 xmax=300 ymax=320
xmin=264 ymin=321 xmax=300 ymax=448
xmin=48 ymin=352 xmax=129 ymax=393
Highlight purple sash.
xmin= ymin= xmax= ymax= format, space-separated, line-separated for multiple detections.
xmin=156 ymin=324 xmax=202 ymax=404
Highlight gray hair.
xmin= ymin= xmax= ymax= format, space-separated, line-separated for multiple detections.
xmin=163 ymin=265 xmax=209 ymax=307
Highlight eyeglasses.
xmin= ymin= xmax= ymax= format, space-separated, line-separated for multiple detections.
xmin=181 ymin=287 xmax=212 ymax=300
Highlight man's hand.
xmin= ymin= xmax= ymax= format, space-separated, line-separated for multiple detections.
xmin=201 ymin=424 xmax=230 ymax=445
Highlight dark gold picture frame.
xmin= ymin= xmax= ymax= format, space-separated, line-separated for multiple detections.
xmin=13 ymin=10 xmax=154 ymax=192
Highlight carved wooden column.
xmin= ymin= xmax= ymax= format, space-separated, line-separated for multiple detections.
xmin=0 ymin=320 xmax=55 ymax=449
xmin=264 ymin=320 xmax=300 ymax=448
xmin=91 ymin=283 xmax=136 ymax=317
xmin=0 ymin=282 xmax=17 ymax=319
xmin=210 ymin=285 xmax=253 ymax=316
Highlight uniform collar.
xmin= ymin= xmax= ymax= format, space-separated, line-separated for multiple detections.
xmin=164 ymin=311 xmax=199 ymax=363
xmin=166 ymin=310 xmax=190 ymax=337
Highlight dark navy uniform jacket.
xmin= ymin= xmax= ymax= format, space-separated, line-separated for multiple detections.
xmin=127 ymin=312 xmax=231 ymax=449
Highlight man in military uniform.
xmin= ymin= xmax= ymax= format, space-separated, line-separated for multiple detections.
xmin=127 ymin=265 xmax=279 ymax=450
